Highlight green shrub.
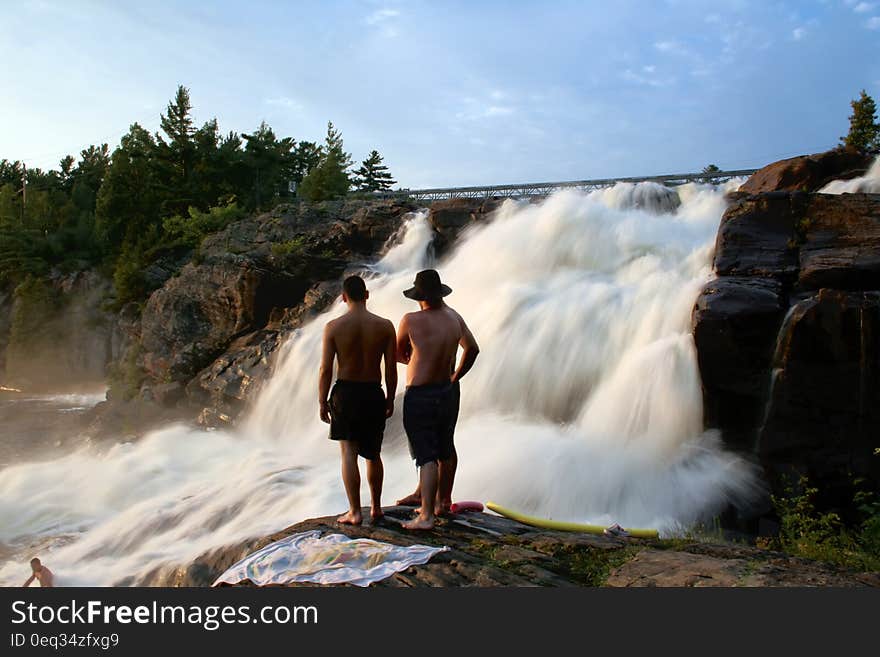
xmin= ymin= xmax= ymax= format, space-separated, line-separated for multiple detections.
xmin=270 ymin=236 xmax=307 ymax=258
xmin=764 ymin=475 xmax=880 ymax=571
xmin=162 ymin=201 xmax=244 ymax=248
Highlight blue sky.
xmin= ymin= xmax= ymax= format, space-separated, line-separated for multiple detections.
xmin=1 ymin=0 xmax=879 ymax=187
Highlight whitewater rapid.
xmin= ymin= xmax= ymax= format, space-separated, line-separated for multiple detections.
xmin=0 ymin=181 xmax=763 ymax=586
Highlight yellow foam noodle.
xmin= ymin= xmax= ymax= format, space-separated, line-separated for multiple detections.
xmin=485 ymin=501 xmax=659 ymax=539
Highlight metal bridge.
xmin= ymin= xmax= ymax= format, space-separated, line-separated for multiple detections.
xmin=378 ymin=168 xmax=757 ymax=201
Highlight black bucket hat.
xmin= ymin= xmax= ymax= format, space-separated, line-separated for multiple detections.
xmin=403 ymin=269 xmax=452 ymax=301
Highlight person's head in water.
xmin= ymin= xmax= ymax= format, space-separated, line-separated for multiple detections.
xmin=403 ymin=269 xmax=452 ymax=310
xmin=342 ymin=275 xmax=368 ymax=306
xmin=30 ymin=558 xmax=41 ymax=573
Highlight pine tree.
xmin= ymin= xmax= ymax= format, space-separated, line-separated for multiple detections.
xmin=298 ymin=122 xmax=352 ymax=202
xmin=841 ymin=90 xmax=880 ymax=151
xmin=353 ymin=150 xmax=396 ymax=192
xmin=155 ymin=85 xmax=197 ymax=214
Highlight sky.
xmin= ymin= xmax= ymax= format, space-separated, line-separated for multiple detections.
xmin=1 ymin=0 xmax=879 ymax=188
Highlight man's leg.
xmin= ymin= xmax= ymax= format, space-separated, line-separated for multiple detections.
xmin=436 ymin=448 xmax=457 ymax=516
xmin=337 ymin=441 xmax=362 ymax=525
xmin=366 ymin=456 xmax=384 ymax=522
xmin=396 ymin=486 xmax=421 ymax=507
xmin=402 ymin=461 xmax=438 ymax=530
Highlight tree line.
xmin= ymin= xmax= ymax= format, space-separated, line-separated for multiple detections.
xmin=0 ymin=85 xmax=397 ymax=303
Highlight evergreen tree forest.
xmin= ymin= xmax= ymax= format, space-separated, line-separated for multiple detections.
xmin=0 ymin=85 xmax=396 ymax=304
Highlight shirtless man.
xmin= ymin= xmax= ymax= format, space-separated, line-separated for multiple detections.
xmin=22 ymin=557 xmax=54 ymax=587
xmin=319 ymin=275 xmax=397 ymax=526
xmin=396 ymin=269 xmax=479 ymax=530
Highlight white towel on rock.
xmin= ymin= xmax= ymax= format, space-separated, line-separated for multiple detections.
xmin=213 ymin=530 xmax=449 ymax=587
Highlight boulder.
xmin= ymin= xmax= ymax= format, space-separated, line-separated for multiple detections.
xmin=739 ymin=148 xmax=873 ymax=194
xmin=798 ymin=194 xmax=880 ymax=291
xmin=692 ymin=277 xmax=787 ymax=448
xmin=757 ymin=289 xmax=880 ymax=511
xmin=713 ymin=192 xmax=803 ymax=280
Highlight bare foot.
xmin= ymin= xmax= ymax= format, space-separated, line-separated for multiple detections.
xmin=337 ymin=510 xmax=362 ymax=525
xmin=370 ymin=507 xmax=384 ymax=522
xmin=402 ymin=516 xmax=435 ymax=531
xmin=435 ymin=500 xmax=451 ymax=517
xmin=396 ymin=492 xmax=422 ymax=506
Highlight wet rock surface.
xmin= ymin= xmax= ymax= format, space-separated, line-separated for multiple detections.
xmin=149 ymin=507 xmax=878 ymax=588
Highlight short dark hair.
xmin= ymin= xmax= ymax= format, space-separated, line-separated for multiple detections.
xmin=343 ymin=275 xmax=367 ymax=301
xmin=30 ymin=558 xmax=40 ymax=566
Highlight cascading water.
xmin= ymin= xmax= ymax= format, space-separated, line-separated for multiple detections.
xmin=819 ymin=155 xmax=880 ymax=194
xmin=0 ymin=181 xmax=763 ymax=586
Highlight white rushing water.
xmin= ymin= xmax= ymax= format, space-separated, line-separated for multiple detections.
xmin=820 ymin=155 xmax=880 ymax=194
xmin=0 ymin=181 xmax=763 ymax=586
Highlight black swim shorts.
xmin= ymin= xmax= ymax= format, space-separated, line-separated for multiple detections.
xmin=328 ymin=380 xmax=387 ymax=460
xmin=403 ymin=380 xmax=460 ymax=467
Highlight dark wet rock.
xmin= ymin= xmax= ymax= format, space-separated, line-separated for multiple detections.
xmin=428 ymin=198 xmax=505 ymax=255
xmin=757 ymin=290 xmax=880 ymax=513
xmin=695 ymin=160 xmax=880 ymax=517
xmin=798 ymin=194 xmax=880 ymax=291
xmin=693 ymin=277 xmax=787 ymax=449
xmin=713 ymin=192 xmax=803 ymax=280
xmin=146 ymin=507 xmax=878 ymax=588
xmin=739 ymin=148 xmax=873 ymax=194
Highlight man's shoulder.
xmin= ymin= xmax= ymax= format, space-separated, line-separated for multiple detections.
xmin=324 ymin=316 xmax=343 ymax=333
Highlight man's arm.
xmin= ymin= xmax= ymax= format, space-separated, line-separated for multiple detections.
xmin=22 ymin=574 xmax=35 ymax=588
xmin=383 ymin=321 xmax=398 ymax=418
xmin=451 ymin=316 xmax=479 ymax=383
xmin=396 ymin=315 xmax=412 ymax=364
xmin=318 ymin=324 xmax=336 ymax=423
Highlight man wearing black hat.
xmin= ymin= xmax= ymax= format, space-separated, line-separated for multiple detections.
xmin=396 ymin=269 xmax=480 ymax=530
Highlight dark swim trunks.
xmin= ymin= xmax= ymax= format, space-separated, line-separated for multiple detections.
xmin=328 ymin=380 xmax=387 ymax=460
xmin=403 ymin=381 xmax=460 ymax=467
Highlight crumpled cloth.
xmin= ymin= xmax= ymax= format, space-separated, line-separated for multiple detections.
xmin=212 ymin=530 xmax=449 ymax=587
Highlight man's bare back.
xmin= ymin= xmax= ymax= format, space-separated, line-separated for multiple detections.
xmin=397 ymin=305 xmax=475 ymax=386
xmin=319 ymin=275 xmax=397 ymax=527
xmin=324 ymin=309 xmax=396 ymax=383
xmin=23 ymin=560 xmax=53 ymax=587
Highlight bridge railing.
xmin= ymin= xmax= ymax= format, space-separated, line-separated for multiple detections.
xmin=375 ymin=169 xmax=757 ymax=201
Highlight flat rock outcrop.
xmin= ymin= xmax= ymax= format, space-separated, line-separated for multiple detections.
xmin=148 ymin=506 xmax=878 ymax=588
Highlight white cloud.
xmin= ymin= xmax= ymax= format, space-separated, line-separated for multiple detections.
xmin=264 ymin=96 xmax=302 ymax=110
xmin=622 ymin=68 xmax=675 ymax=88
xmin=366 ymin=8 xmax=399 ymax=25
xmin=792 ymin=27 xmax=806 ymax=40
xmin=854 ymin=2 xmax=875 ymax=13
xmin=654 ymin=40 xmax=687 ymax=55
xmin=454 ymin=94 xmax=517 ymax=121
xmin=867 ymin=16 xmax=880 ymax=28
xmin=365 ymin=7 xmax=400 ymax=37
xmin=485 ymin=106 xmax=513 ymax=117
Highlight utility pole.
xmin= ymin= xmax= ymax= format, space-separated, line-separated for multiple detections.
xmin=20 ymin=162 xmax=26 ymax=224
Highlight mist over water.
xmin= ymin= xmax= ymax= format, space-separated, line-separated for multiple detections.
xmin=0 ymin=181 xmax=763 ymax=586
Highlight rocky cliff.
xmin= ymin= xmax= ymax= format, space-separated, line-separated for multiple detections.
xmin=94 ymin=196 xmax=505 ymax=430
xmin=693 ymin=149 xmax=879 ymax=515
